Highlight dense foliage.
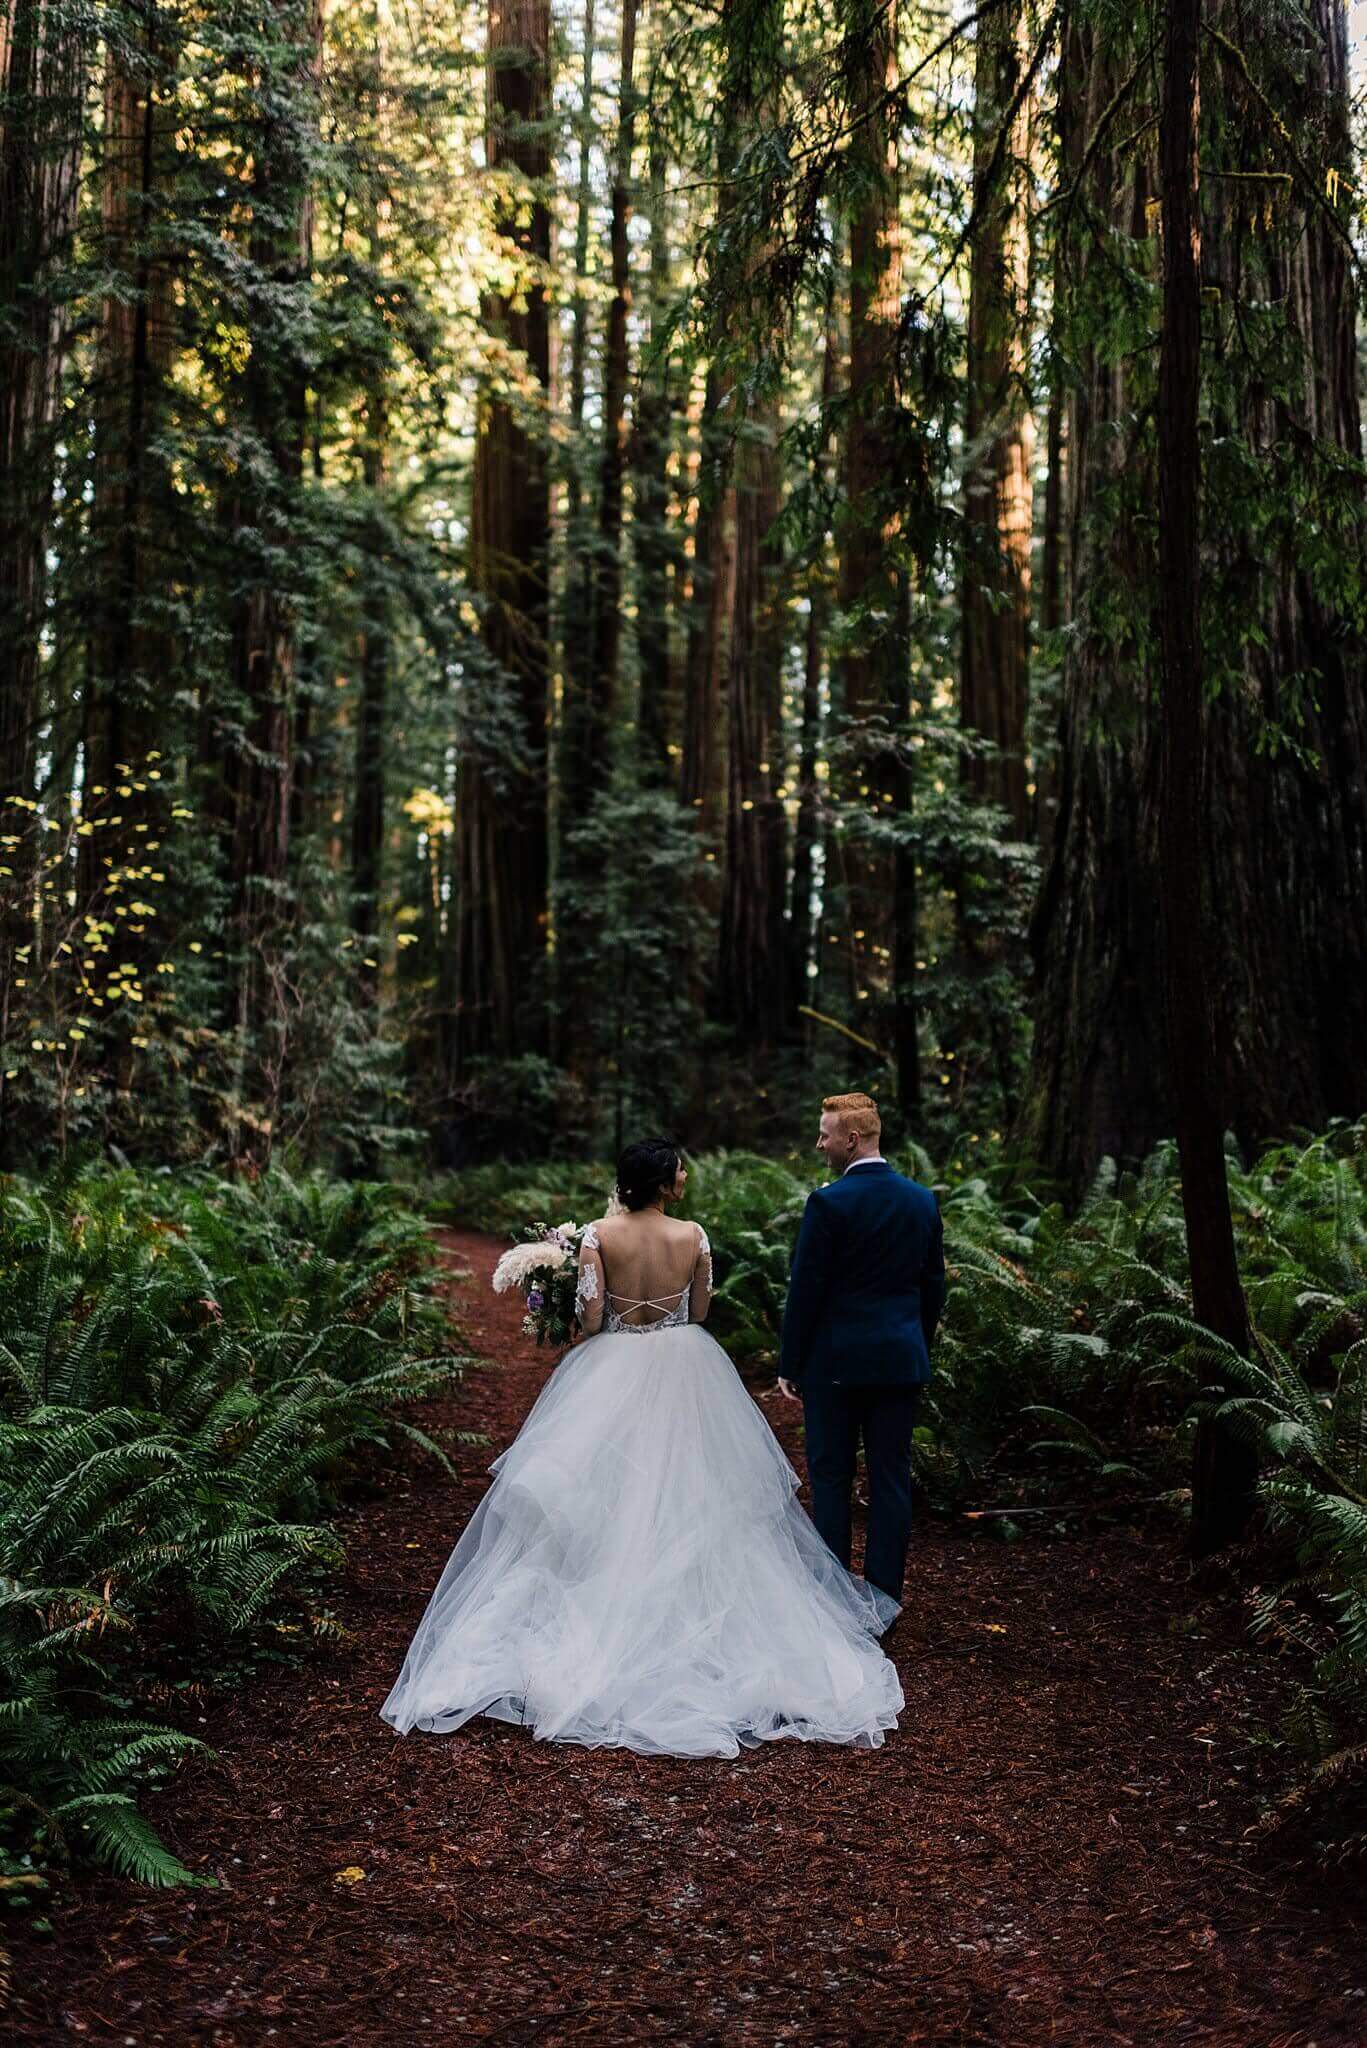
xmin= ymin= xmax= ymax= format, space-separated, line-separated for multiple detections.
xmin=4 ymin=1 xmax=1359 ymax=1180
xmin=0 ymin=1165 xmax=470 ymax=1905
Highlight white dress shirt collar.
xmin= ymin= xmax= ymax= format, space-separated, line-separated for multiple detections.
xmin=843 ymin=1154 xmax=886 ymax=1174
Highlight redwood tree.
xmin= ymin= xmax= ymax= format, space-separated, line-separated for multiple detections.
xmin=788 ymin=285 xmax=839 ymax=1030
xmin=713 ymin=0 xmax=788 ymax=1048
xmin=589 ymin=0 xmax=639 ymax=758
xmin=632 ymin=100 xmax=677 ymax=783
xmin=719 ymin=404 xmax=788 ymax=1047
xmin=81 ymin=12 xmax=175 ymax=940
xmin=1155 ymin=0 xmax=1257 ymax=1552
xmin=453 ymin=0 xmax=552 ymax=1073
xmin=219 ymin=0 xmax=325 ymax=1160
xmin=835 ymin=0 xmax=914 ymax=1101
xmin=1023 ymin=0 xmax=1367 ymax=1197
xmin=0 ymin=0 xmax=83 ymax=1154
xmin=680 ymin=359 xmax=733 ymax=846
xmin=960 ymin=0 xmax=1034 ymax=837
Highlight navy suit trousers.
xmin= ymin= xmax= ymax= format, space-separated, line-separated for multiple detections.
xmin=802 ymin=1379 xmax=925 ymax=1603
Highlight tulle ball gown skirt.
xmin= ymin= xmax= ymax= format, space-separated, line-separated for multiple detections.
xmin=379 ymin=1324 xmax=905 ymax=1758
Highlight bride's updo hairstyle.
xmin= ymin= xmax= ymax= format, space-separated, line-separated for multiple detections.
xmin=615 ymin=1138 xmax=681 ymax=1212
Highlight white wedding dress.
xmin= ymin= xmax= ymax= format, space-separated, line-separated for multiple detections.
xmin=379 ymin=1218 xmax=904 ymax=1757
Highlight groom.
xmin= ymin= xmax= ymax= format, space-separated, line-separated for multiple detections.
xmin=777 ymin=1093 xmax=945 ymax=1605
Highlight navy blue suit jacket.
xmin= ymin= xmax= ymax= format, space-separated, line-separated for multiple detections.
xmin=779 ymin=1160 xmax=945 ymax=1388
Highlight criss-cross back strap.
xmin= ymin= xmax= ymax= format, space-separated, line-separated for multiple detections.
xmin=605 ymin=1285 xmax=688 ymax=1313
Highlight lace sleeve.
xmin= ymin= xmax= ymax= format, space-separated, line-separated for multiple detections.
xmin=575 ymin=1221 xmax=605 ymax=1336
xmin=689 ymin=1223 xmax=713 ymax=1324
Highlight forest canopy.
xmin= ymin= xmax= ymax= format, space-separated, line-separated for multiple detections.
xmin=1 ymin=0 xmax=1364 ymax=1183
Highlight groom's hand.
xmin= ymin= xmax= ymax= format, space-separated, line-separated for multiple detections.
xmin=776 ymin=1377 xmax=800 ymax=1401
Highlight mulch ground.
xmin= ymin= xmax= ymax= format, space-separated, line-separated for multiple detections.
xmin=10 ymin=1228 xmax=1365 ymax=2046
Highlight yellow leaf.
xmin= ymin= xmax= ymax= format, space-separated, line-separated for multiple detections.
xmin=333 ymin=1866 xmax=366 ymax=1885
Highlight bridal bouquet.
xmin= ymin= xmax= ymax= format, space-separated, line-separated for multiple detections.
xmin=491 ymin=1222 xmax=584 ymax=1345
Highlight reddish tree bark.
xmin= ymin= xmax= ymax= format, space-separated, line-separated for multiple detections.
xmin=81 ymin=23 xmax=175 ymax=938
xmin=0 ymin=0 xmax=83 ymax=1157
xmin=680 ymin=360 xmax=734 ymax=848
xmin=453 ymin=0 xmax=552 ymax=1074
xmin=1023 ymin=1 xmax=1367 ymax=1196
xmin=588 ymin=0 xmax=639 ymax=757
xmin=788 ymin=289 xmax=839 ymax=1030
xmin=836 ymin=0 xmax=913 ymax=1101
xmin=223 ymin=0 xmax=324 ymax=1160
xmin=1156 ymin=0 xmax=1257 ymax=1554
xmin=960 ymin=0 xmax=1034 ymax=837
xmin=713 ymin=0 xmax=788 ymax=1048
xmin=719 ymin=406 xmax=787 ymax=1047
xmin=632 ymin=104 xmax=676 ymax=782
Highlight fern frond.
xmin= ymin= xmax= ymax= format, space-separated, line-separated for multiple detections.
xmin=55 ymin=1796 xmax=209 ymax=1889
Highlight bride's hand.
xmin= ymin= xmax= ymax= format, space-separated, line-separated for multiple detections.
xmin=776 ymin=1377 xmax=800 ymax=1401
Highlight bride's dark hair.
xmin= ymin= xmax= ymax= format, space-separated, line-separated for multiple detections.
xmin=615 ymin=1137 xmax=681 ymax=1212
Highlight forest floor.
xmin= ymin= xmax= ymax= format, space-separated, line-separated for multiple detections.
xmin=11 ymin=1229 xmax=1366 ymax=2047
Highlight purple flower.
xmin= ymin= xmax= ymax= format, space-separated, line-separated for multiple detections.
xmin=527 ymin=1287 xmax=544 ymax=1311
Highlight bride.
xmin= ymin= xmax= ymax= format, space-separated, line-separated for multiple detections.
xmin=379 ymin=1137 xmax=905 ymax=1757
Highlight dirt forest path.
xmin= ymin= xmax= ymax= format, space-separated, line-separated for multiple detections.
xmin=13 ymin=1230 xmax=1365 ymax=2047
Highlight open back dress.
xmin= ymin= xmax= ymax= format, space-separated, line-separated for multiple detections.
xmin=379 ymin=1218 xmax=904 ymax=1757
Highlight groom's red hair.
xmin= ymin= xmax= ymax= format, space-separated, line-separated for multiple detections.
xmin=822 ymin=1092 xmax=881 ymax=1141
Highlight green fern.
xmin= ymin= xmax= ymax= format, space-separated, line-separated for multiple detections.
xmin=0 ymin=1161 xmax=470 ymax=1888
xmin=55 ymin=1795 xmax=207 ymax=1889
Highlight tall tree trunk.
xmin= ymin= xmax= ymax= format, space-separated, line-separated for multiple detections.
xmin=556 ymin=0 xmax=596 ymax=807
xmin=81 ymin=16 xmax=175 ymax=937
xmin=1021 ymin=0 xmax=1367 ymax=1197
xmin=454 ymin=0 xmax=552 ymax=1076
xmin=787 ymin=284 xmax=838 ymax=1030
xmin=680 ymin=360 xmax=733 ymax=846
xmin=290 ymin=389 xmax=327 ymax=848
xmin=719 ymin=406 xmax=787 ymax=1046
xmin=960 ymin=0 xmax=1034 ymax=837
xmin=349 ymin=87 xmax=393 ymax=1031
xmin=890 ymin=566 xmax=921 ymax=1112
xmin=1156 ymin=0 xmax=1257 ymax=1553
xmin=632 ymin=102 xmax=675 ymax=782
xmin=0 ymin=0 xmax=83 ymax=1158
xmin=714 ymin=0 xmax=787 ymax=1049
xmin=1032 ymin=8 xmax=1080 ymax=854
xmin=349 ymin=369 xmax=387 ymax=1175
xmin=836 ymin=0 xmax=908 ymax=1084
xmin=226 ymin=0 xmax=323 ymax=1162
xmin=589 ymin=0 xmax=638 ymax=760
xmin=548 ymin=0 xmax=596 ymax=1073
xmin=1034 ymin=348 xmax=1064 ymax=845
xmin=351 ymin=282 xmax=389 ymax=1014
